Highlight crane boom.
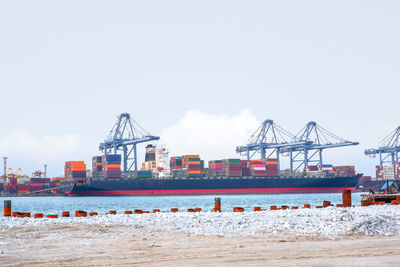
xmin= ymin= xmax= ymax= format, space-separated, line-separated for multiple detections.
xmin=99 ymin=113 xmax=160 ymax=172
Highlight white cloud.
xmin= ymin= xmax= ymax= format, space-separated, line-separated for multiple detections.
xmin=160 ymin=110 xmax=260 ymax=162
xmin=0 ymin=130 xmax=80 ymax=163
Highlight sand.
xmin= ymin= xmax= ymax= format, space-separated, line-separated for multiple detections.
xmin=1 ymin=223 xmax=400 ymax=266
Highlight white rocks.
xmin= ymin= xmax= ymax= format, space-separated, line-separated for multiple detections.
xmin=1 ymin=206 xmax=400 ymax=239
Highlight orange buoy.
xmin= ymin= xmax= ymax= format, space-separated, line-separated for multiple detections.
xmin=187 ymin=208 xmax=195 ymax=212
xmin=170 ymin=208 xmax=178 ymax=213
xmin=336 ymin=204 xmax=343 ymax=207
xmin=12 ymin=212 xmax=19 ymax=217
xmin=316 ymin=206 xmax=323 ymax=209
xmin=291 ymin=206 xmax=298 ymax=210
xmin=134 ymin=209 xmax=144 ymax=214
xmin=4 ymin=200 xmax=11 ymax=217
xmin=34 ymin=213 xmax=44 ymax=218
xmin=391 ymin=200 xmax=398 ymax=205
xmin=254 ymin=207 xmax=262 ymax=212
xmin=194 ymin=208 xmax=201 ymax=212
xmin=62 ymin=211 xmax=70 ymax=217
xmin=281 ymin=205 xmax=289 ymax=210
xmin=153 ymin=209 xmax=160 ymax=213
xmin=143 ymin=211 xmax=150 ymax=213
xmin=214 ymin=198 xmax=221 ymax=212
xmin=342 ymin=189 xmax=352 ymax=207
xmin=89 ymin=212 xmax=98 ymax=216
xmin=323 ymin=201 xmax=331 ymax=207
xmin=303 ymin=204 xmax=311 ymax=209
xmin=124 ymin=210 xmax=133 ymax=214
xmin=109 ymin=210 xmax=117 ymax=215
xmin=270 ymin=205 xmax=277 ymax=210
xmin=75 ymin=210 xmax=87 ymax=217
xmin=22 ymin=212 xmax=31 ymax=218
xmin=233 ymin=207 xmax=244 ymax=212
xmin=47 ymin=215 xmax=58 ymax=218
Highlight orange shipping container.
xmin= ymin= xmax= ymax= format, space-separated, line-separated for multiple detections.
xmin=104 ymin=164 xmax=121 ymax=168
xmin=188 ymin=170 xmax=202 ymax=174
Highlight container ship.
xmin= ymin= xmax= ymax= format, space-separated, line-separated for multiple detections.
xmin=0 ymin=114 xmax=367 ymax=197
xmin=67 ymin=145 xmax=361 ymax=196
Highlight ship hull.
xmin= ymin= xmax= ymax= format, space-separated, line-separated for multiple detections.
xmin=68 ymin=174 xmax=361 ymax=196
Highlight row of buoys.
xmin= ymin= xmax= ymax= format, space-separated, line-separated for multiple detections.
xmin=4 ymin=191 xmax=398 ymax=218
xmin=232 ymin=193 xmax=352 ymax=212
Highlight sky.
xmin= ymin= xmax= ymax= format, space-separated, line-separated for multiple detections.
xmin=0 ymin=1 xmax=399 ymax=177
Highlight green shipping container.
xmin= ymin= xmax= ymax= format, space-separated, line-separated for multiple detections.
xmin=225 ymin=159 xmax=241 ymax=164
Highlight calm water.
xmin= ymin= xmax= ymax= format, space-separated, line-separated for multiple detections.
xmin=1 ymin=193 xmax=364 ymax=215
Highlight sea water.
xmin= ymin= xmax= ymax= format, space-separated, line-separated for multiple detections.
xmin=1 ymin=193 xmax=364 ymax=215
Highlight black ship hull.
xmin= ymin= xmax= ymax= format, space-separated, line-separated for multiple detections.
xmin=68 ymin=174 xmax=362 ymax=196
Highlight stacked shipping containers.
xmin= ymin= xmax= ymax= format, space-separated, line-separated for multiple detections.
xmin=383 ymin=164 xmax=398 ymax=180
xmin=240 ymin=160 xmax=250 ymax=177
xmin=320 ymin=164 xmax=335 ymax=177
xmin=30 ymin=178 xmax=44 ymax=192
xmin=221 ymin=159 xmax=241 ymax=177
xmin=170 ymin=156 xmax=182 ymax=169
xmin=17 ymin=184 xmax=30 ymax=193
xmin=170 ymin=156 xmax=184 ymax=178
xmin=250 ymin=162 xmax=267 ymax=177
xmin=376 ymin=164 xmax=400 ymax=180
xmin=208 ymin=160 xmax=223 ymax=177
xmin=182 ymin=155 xmax=202 ymax=178
xmin=92 ymin=156 xmax=103 ymax=173
xmin=1 ymin=175 xmax=66 ymax=194
xmin=333 ymin=166 xmax=356 ymax=176
xmin=266 ymin=158 xmax=279 ymax=176
xmin=64 ymin=161 xmax=87 ymax=181
xmin=170 ymin=155 xmax=204 ymax=178
xmin=305 ymin=165 xmax=319 ymax=172
xmin=358 ymin=175 xmax=373 ymax=187
xmin=208 ymin=158 xmax=278 ymax=177
xmin=102 ymin=154 xmax=121 ymax=179
xmin=43 ymin=178 xmax=51 ymax=189
xmin=9 ymin=178 xmax=18 ymax=194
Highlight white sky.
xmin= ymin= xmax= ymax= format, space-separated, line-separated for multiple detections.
xmin=0 ymin=1 xmax=399 ymax=176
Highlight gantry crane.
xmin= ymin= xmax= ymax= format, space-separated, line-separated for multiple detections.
xmin=99 ymin=113 xmax=160 ymax=172
xmin=235 ymin=120 xmax=310 ymax=170
xmin=280 ymin=121 xmax=359 ymax=172
xmin=365 ymin=126 xmax=400 ymax=167
xmin=237 ymin=120 xmax=358 ymax=173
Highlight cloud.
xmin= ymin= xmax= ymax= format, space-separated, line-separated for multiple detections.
xmin=0 ymin=130 xmax=80 ymax=163
xmin=160 ymin=110 xmax=260 ymax=162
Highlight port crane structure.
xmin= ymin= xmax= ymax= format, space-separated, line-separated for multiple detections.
xmin=237 ymin=120 xmax=359 ymax=173
xmin=99 ymin=113 xmax=160 ymax=172
xmin=365 ymin=126 xmax=400 ymax=166
xmin=235 ymin=120 xmax=310 ymax=170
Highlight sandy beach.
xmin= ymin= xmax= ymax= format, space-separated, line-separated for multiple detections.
xmin=2 ymin=206 xmax=400 ymax=266
xmin=1 ymin=224 xmax=400 ymax=266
